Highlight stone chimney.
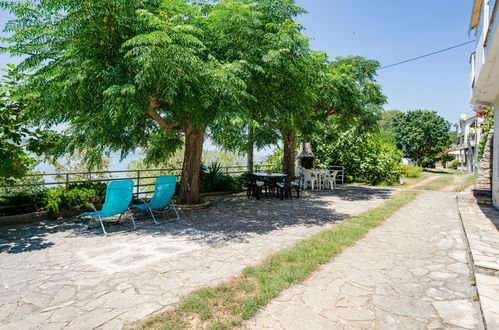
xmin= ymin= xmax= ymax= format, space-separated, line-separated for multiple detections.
xmin=295 ymin=142 xmax=316 ymax=169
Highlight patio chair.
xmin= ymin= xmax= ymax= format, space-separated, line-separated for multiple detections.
xmin=130 ymin=175 xmax=179 ymax=224
xmin=246 ymin=174 xmax=266 ymax=200
xmin=301 ymin=169 xmax=318 ymax=190
xmin=323 ymin=170 xmax=339 ymax=190
xmin=276 ymin=176 xmax=300 ymax=200
xmin=79 ymin=180 xmax=136 ymax=235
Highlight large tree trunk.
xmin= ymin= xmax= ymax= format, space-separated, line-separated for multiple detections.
xmin=282 ymin=129 xmax=297 ymax=189
xmin=179 ymin=125 xmax=205 ymax=204
xmin=247 ymin=123 xmax=254 ymax=172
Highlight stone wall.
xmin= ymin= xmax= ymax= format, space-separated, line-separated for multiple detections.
xmin=475 ymin=129 xmax=493 ymax=193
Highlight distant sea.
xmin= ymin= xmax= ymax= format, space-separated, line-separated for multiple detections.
xmin=35 ymin=147 xmax=272 ymax=174
xmin=35 ymin=151 xmax=141 ymax=173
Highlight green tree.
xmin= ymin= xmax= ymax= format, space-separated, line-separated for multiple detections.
xmin=296 ymin=56 xmax=386 ymax=181
xmin=312 ymin=119 xmax=402 ymax=185
xmin=208 ymin=0 xmax=310 ymax=177
xmin=448 ymin=131 xmax=457 ymax=146
xmin=390 ymin=110 xmax=450 ymax=164
xmin=1 ymin=0 xmax=248 ymax=204
xmin=379 ymin=109 xmax=404 ymax=133
xmin=0 ymin=64 xmax=57 ymax=180
xmin=261 ymin=147 xmax=284 ymax=172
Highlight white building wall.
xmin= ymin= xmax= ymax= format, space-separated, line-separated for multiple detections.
xmin=470 ymin=1 xmax=499 ymax=207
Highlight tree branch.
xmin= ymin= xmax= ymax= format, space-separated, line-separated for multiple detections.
xmin=313 ymin=104 xmax=337 ymax=120
xmin=148 ymin=97 xmax=181 ymax=131
xmin=325 ymin=106 xmax=337 ymax=117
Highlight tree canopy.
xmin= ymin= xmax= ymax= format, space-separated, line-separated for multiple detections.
xmin=1 ymin=0 xmax=393 ymax=199
xmin=386 ymin=110 xmax=451 ymax=164
xmin=0 ymin=65 xmax=57 ymax=179
xmin=1 ymin=0 xmax=298 ymax=203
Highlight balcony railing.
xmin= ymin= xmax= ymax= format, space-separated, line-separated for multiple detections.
xmin=0 ymin=165 xmax=346 ymax=197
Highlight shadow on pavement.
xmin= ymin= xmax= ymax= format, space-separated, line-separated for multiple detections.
xmin=0 ymin=186 xmax=394 ymax=253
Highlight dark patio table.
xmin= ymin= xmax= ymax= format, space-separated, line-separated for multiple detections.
xmin=251 ymin=173 xmax=286 ymax=199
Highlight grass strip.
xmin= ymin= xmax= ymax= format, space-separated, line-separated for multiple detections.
xmin=134 ymin=190 xmax=419 ymax=330
xmin=453 ymin=175 xmax=478 ymax=192
xmin=417 ymin=175 xmax=455 ymax=191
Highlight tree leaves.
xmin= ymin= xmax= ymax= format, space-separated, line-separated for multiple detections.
xmin=0 ymin=66 xmax=58 ymax=179
xmin=387 ymin=110 xmax=451 ymax=164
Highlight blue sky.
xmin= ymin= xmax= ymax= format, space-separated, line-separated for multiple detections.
xmin=295 ymin=0 xmax=475 ymax=124
xmin=1 ymin=0 xmax=474 ymax=125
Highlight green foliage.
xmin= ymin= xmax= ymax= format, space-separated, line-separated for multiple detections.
xmin=385 ymin=110 xmax=451 ymax=164
xmin=448 ymin=131 xmax=457 ymax=146
xmin=261 ymin=148 xmax=284 ymax=172
xmin=313 ymin=120 xmax=402 ymax=185
xmin=0 ymin=0 xmax=244 ymax=159
xmin=0 ymin=189 xmax=46 ymax=216
xmin=0 ymin=65 xmax=58 ymax=180
xmin=1 ymin=181 xmax=106 ymax=218
xmin=200 ymin=162 xmax=237 ymax=193
xmin=475 ymin=106 xmax=494 ymax=161
xmin=1 ymin=0 xmax=314 ymax=204
xmin=399 ymin=165 xmax=423 ymax=178
xmin=439 ymin=152 xmax=455 ymax=168
xmin=307 ymin=56 xmax=386 ymax=132
xmin=451 ymin=159 xmax=459 ymax=169
xmin=379 ymin=110 xmax=404 ymax=133
xmin=42 ymin=183 xmax=107 ymax=218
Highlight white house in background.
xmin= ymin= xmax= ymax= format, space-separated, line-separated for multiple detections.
xmin=469 ymin=0 xmax=499 ymax=206
xmin=401 ymin=158 xmax=415 ymax=166
xmin=455 ymin=113 xmax=482 ymax=174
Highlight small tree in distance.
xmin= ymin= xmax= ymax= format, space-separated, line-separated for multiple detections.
xmin=388 ymin=110 xmax=451 ymax=165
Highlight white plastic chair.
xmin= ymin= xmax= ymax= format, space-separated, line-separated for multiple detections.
xmin=323 ymin=170 xmax=339 ymax=190
xmin=314 ymin=169 xmax=329 ymax=190
xmin=301 ymin=169 xmax=318 ymax=190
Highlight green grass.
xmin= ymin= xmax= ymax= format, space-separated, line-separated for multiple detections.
xmin=134 ymin=190 xmax=419 ymax=330
xmin=453 ymin=175 xmax=478 ymax=192
xmin=417 ymin=175 xmax=455 ymax=190
xmin=376 ymin=171 xmax=432 ymax=188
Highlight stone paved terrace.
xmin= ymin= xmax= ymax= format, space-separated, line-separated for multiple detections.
xmin=248 ymin=191 xmax=484 ymax=329
xmin=458 ymin=195 xmax=499 ymax=328
xmin=0 ymin=186 xmax=393 ymax=329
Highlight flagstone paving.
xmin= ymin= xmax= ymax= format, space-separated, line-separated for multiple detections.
xmin=248 ymin=191 xmax=484 ymax=330
xmin=457 ymin=196 xmax=499 ymax=328
xmin=0 ymin=186 xmax=392 ymax=329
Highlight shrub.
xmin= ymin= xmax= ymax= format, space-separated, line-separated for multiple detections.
xmin=451 ymin=159 xmax=459 ymax=169
xmin=399 ymin=165 xmax=423 ymax=178
xmin=200 ymin=162 xmax=237 ymax=193
xmin=439 ymin=152 xmax=455 ymax=169
xmin=234 ymin=172 xmax=252 ymax=190
xmin=0 ymin=190 xmax=46 ymax=216
xmin=42 ymin=182 xmax=106 ymax=218
xmin=314 ymin=128 xmax=403 ymax=185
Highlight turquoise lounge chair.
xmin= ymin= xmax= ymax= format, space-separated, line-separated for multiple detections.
xmin=79 ymin=180 xmax=136 ymax=235
xmin=130 ymin=175 xmax=179 ymax=224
